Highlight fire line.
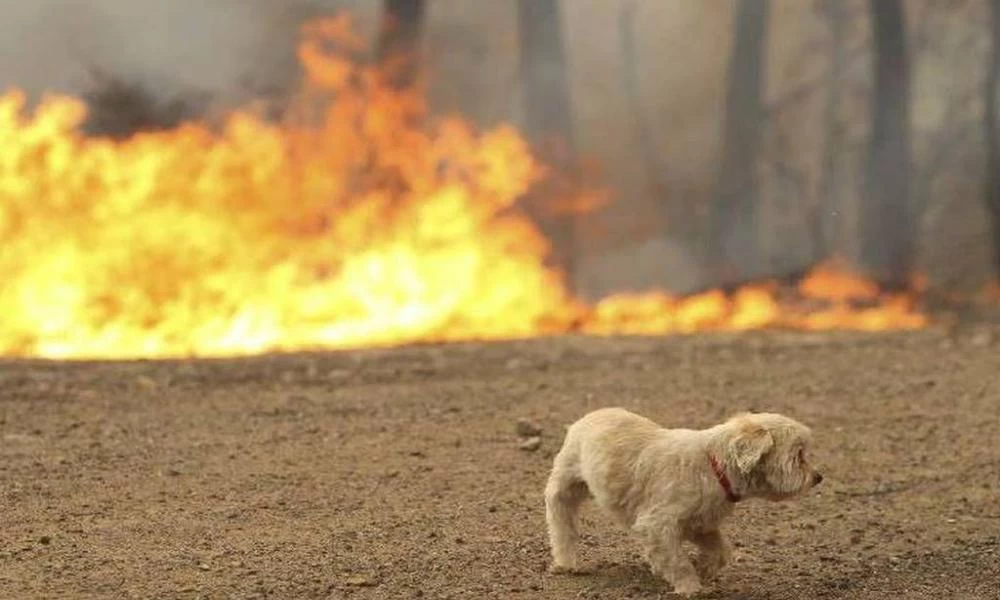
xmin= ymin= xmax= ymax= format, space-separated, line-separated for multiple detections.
xmin=0 ymin=17 xmax=927 ymax=360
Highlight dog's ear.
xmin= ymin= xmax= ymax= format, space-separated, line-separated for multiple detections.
xmin=727 ymin=420 xmax=774 ymax=473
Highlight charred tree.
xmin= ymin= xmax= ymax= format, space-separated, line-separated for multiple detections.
xmin=860 ymin=0 xmax=914 ymax=289
xmin=618 ymin=1 xmax=668 ymax=202
xmin=709 ymin=0 xmax=770 ymax=287
xmin=987 ymin=0 xmax=1000 ymax=276
xmin=518 ymin=0 xmax=575 ymax=165
xmin=377 ymin=0 xmax=426 ymax=87
xmin=816 ymin=0 xmax=849 ymax=262
xmin=517 ymin=0 xmax=578 ymax=286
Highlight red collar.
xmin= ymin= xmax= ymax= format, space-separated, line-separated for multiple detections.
xmin=708 ymin=454 xmax=741 ymax=503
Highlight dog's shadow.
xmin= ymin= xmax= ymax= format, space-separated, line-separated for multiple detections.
xmin=575 ymin=561 xmax=784 ymax=599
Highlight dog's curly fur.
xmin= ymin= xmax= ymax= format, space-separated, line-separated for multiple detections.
xmin=544 ymin=407 xmax=822 ymax=596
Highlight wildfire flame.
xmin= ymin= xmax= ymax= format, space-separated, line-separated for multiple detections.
xmin=584 ymin=262 xmax=926 ymax=336
xmin=0 ymin=17 xmax=927 ymax=360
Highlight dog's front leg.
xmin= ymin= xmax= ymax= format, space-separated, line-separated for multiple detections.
xmin=692 ymin=529 xmax=730 ymax=581
xmin=634 ymin=516 xmax=701 ymax=596
xmin=545 ymin=476 xmax=588 ymax=574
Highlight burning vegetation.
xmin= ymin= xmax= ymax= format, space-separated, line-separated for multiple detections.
xmin=0 ymin=16 xmax=928 ymax=360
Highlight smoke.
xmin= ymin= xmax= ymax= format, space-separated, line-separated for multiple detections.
xmin=1 ymin=0 xmax=994 ymax=293
xmin=0 ymin=0 xmax=351 ymax=108
xmin=416 ymin=1 xmax=733 ymax=297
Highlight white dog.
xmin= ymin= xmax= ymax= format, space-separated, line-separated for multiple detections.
xmin=544 ymin=407 xmax=822 ymax=596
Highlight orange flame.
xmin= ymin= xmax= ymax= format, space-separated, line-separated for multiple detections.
xmin=0 ymin=16 xmax=927 ymax=360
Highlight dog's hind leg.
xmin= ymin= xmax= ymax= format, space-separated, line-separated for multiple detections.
xmin=545 ymin=463 xmax=589 ymax=573
xmin=634 ymin=514 xmax=702 ymax=596
xmin=691 ymin=529 xmax=730 ymax=581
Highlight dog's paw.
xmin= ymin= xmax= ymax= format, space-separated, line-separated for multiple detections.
xmin=671 ymin=578 xmax=703 ymax=597
xmin=548 ymin=562 xmax=584 ymax=575
xmin=643 ymin=557 xmax=662 ymax=577
xmin=694 ymin=555 xmax=724 ymax=581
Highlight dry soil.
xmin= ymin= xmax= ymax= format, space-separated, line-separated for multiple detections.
xmin=2 ymin=327 xmax=1000 ymax=599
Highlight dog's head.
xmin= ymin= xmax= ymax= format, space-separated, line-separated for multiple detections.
xmin=722 ymin=412 xmax=822 ymax=500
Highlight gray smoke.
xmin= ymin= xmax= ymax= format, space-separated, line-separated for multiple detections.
xmin=0 ymin=0 xmax=353 ymax=106
xmin=1 ymin=0 xmax=993 ymax=294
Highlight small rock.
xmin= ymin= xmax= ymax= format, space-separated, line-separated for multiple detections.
xmin=519 ymin=436 xmax=542 ymax=452
xmin=505 ymin=358 xmax=526 ymax=370
xmin=970 ymin=330 xmax=994 ymax=348
xmin=344 ymin=574 xmax=377 ymax=587
xmin=135 ymin=375 xmax=158 ymax=390
xmin=515 ymin=419 xmax=542 ymax=438
xmin=38 ymin=536 xmax=51 ymax=545
xmin=198 ymin=563 xmax=211 ymax=571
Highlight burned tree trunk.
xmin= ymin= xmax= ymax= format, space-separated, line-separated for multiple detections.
xmin=860 ymin=0 xmax=914 ymax=289
xmin=987 ymin=0 xmax=1000 ymax=276
xmin=517 ymin=0 xmax=577 ymax=287
xmin=710 ymin=0 xmax=770 ymax=287
xmin=518 ymin=0 xmax=576 ymax=163
xmin=377 ymin=0 xmax=426 ymax=86
xmin=816 ymin=0 xmax=849 ymax=262
xmin=619 ymin=1 xmax=668 ymax=202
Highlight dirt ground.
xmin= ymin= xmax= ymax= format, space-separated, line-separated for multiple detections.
xmin=2 ymin=325 xmax=1000 ymax=600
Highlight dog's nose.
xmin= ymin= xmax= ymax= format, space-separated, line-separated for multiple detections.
xmin=813 ymin=472 xmax=824 ymax=486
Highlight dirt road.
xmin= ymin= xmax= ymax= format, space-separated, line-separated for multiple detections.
xmin=2 ymin=327 xmax=999 ymax=599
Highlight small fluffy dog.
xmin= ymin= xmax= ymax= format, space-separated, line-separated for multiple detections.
xmin=545 ymin=407 xmax=822 ymax=596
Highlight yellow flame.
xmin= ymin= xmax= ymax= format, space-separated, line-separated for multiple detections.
xmin=0 ymin=16 xmax=928 ymax=360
